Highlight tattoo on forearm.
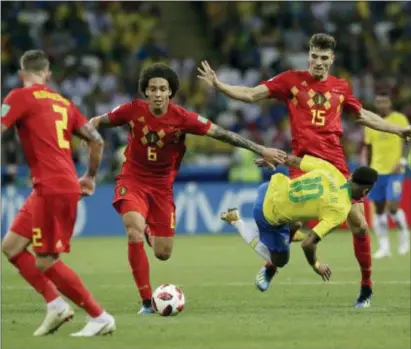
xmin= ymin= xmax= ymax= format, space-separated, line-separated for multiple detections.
xmin=74 ymin=124 xmax=103 ymax=143
xmin=209 ymin=125 xmax=264 ymax=155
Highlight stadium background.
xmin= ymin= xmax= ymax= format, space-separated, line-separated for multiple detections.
xmin=2 ymin=1 xmax=410 ymax=236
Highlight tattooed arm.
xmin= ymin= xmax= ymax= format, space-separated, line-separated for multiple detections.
xmin=206 ymin=124 xmax=287 ymax=164
xmin=74 ymin=124 xmax=104 ymax=178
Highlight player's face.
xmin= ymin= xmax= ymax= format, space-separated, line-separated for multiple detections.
xmin=374 ymin=96 xmax=392 ymax=116
xmin=308 ymin=47 xmax=334 ymax=80
xmin=146 ymin=78 xmax=172 ymax=112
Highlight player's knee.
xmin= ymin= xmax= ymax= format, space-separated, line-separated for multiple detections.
xmin=126 ymin=226 xmax=144 ymax=242
xmin=35 ymin=254 xmax=58 ymax=272
xmin=270 ymin=252 xmax=289 ymax=268
xmin=351 ymin=221 xmax=369 ymax=236
xmin=154 ymin=251 xmax=172 ymax=261
xmin=2 ymin=233 xmax=24 ymax=259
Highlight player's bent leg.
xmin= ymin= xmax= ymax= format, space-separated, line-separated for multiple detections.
xmin=347 ymin=203 xmax=373 ymax=308
xmin=372 ymin=201 xmax=391 ymax=259
xmin=2 ymin=229 xmax=61 ymax=310
xmin=387 ymin=200 xmax=410 ymax=255
xmin=121 ymin=211 xmax=154 ymax=314
xmin=151 ymin=236 xmax=174 ymax=261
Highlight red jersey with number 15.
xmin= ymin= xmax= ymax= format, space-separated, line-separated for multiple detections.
xmin=261 ymin=70 xmax=362 ymax=177
xmin=108 ymin=99 xmax=212 ymax=187
xmin=1 ymin=84 xmax=87 ymax=194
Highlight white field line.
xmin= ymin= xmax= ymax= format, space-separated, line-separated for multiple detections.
xmin=1 ymin=279 xmax=410 ymax=291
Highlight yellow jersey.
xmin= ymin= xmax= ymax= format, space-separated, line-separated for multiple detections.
xmin=263 ymin=156 xmax=352 ymax=239
xmin=364 ymin=112 xmax=409 ymax=174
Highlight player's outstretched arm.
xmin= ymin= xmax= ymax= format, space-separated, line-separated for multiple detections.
xmin=74 ymin=124 xmax=104 ymax=196
xmin=197 ymin=61 xmax=270 ymax=103
xmin=254 ymin=154 xmax=302 ymax=170
xmin=301 ymin=231 xmax=332 ymax=281
xmin=355 ymin=109 xmax=411 ymax=140
xmin=206 ymin=123 xmax=287 ymax=167
xmin=89 ymin=114 xmax=116 ymax=129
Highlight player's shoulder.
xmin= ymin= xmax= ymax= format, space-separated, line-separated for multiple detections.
xmin=327 ymin=75 xmax=350 ymax=90
xmin=390 ymin=111 xmax=409 ymax=122
xmin=114 ymin=98 xmax=147 ymax=113
xmin=269 ymin=70 xmax=303 ymax=81
xmin=168 ymin=103 xmax=195 ymax=119
xmin=5 ymin=87 xmax=26 ymax=99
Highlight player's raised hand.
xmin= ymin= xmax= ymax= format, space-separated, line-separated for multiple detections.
xmin=197 ymin=61 xmax=218 ymax=87
xmin=314 ymin=263 xmax=332 ymax=281
xmin=79 ymin=175 xmax=95 ymax=197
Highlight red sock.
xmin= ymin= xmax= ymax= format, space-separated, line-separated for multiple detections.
xmin=9 ymin=250 xmax=59 ymax=303
xmin=44 ymin=260 xmax=103 ymax=317
xmin=128 ymin=242 xmax=152 ymax=302
xmin=353 ymin=233 xmax=372 ymax=287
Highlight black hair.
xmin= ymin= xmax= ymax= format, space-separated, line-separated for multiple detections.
xmin=309 ymin=33 xmax=337 ymax=51
xmin=352 ymin=166 xmax=378 ymax=187
xmin=375 ymin=90 xmax=392 ymax=98
xmin=139 ymin=63 xmax=179 ymax=99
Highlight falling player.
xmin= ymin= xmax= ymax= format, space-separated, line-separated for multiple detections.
xmin=88 ymin=63 xmax=287 ymax=314
xmin=197 ymin=33 xmax=411 ymax=307
xmin=1 ymin=50 xmax=115 ymax=336
xmin=362 ymin=91 xmax=410 ymax=258
xmin=221 ymin=155 xmax=378 ymax=284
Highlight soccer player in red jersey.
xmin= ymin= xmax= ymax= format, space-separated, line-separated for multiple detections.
xmin=1 ymin=50 xmax=115 ymax=336
xmin=89 ymin=63 xmax=287 ymax=314
xmin=197 ymin=33 xmax=411 ymax=308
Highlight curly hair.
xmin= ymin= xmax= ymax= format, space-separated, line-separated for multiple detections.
xmin=139 ymin=63 xmax=179 ymax=98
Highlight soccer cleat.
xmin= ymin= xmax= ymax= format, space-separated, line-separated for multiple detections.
xmin=70 ymin=314 xmax=116 ymax=337
xmin=138 ymin=305 xmax=156 ymax=315
xmin=398 ymin=242 xmax=410 ymax=256
xmin=33 ymin=304 xmax=74 ymax=336
xmin=220 ymin=208 xmax=240 ymax=224
xmin=255 ymin=265 xmax=277 ymax=292
xmin=373 ymin=248 xmax=391 ymax=259
xmin=354 ymin=285 xmax=373 ymax=308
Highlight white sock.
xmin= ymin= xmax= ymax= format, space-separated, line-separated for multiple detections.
xmin=389 ymin=209 xmax=410 ymax=245
xmin=92 ymin=311 xmax=110 ymax=322
xmin=47 ymin=296 xmax=67 ymax=311
xmin=232 ymin=219 xmax=272 ymax=262
xmin=373 ymin=213 xmax=390 ymax=251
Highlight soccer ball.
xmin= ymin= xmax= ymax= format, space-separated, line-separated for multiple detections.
xmin=151 ymin=284 xmax=185 ymax=316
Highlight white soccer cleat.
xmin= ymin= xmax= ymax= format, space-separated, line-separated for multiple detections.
xmin=373 ymin=248 xmax=391 ymax=259
xmin=220 ymin=208 xmax=240 ymax=225
xmin=70 ymin=313 xmax=116 ymax=337
xmin=33 ymin=304 xmax=74 ymax=336
xmin=398 ymin=242 xmax=410 ymax=256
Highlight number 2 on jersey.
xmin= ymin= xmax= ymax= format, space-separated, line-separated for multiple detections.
xmin=53 ymin=104 xmax=70 ymax=149
xmin=311 ymin=109 xmax=325 ymax=126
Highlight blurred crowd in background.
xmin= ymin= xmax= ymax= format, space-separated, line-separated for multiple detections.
xmin=2 ymin=1 xmax=411 ymax=185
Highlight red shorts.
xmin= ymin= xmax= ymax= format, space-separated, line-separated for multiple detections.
xmin=10 ymin=191 xmax=80 ymax=254
xmin=113 ymin=180 xmax=175 ymax=238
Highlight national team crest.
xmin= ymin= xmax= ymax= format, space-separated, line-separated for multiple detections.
xmin=119 ymin=186 xmax=127 ymax=196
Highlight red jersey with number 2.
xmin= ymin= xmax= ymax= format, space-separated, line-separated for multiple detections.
xmin=108 ymin=99 xmax=212 ymax=187
xmin=261 ymin=70 xmax=362 ymax=178
xmin=1 ymin=84 xmax=87 ymax=194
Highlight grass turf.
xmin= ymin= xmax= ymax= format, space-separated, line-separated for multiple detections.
xmin=2 ymin=232 xmax=410 ymax=349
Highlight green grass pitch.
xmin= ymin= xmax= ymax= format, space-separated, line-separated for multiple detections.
xmin=2 ymin=232 xmax=410 ymax=349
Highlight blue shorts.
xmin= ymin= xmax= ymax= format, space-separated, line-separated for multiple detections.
xmin=368 ymin=174 xmax=404 ymax=202
xmin=253 ymin=182 xmax=290 ymax=253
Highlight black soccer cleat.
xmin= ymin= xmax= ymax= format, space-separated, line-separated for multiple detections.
xmin=354 ymin=285 xmax=373 ymax=308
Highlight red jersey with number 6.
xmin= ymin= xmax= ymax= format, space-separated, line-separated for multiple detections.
xmin=261 ymin=70 xmax=362 ymax=178
xmin=1 ymin=84 xmax=87 ymax=194
xmin=108 ymin=99 xmax=212 ymax=187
